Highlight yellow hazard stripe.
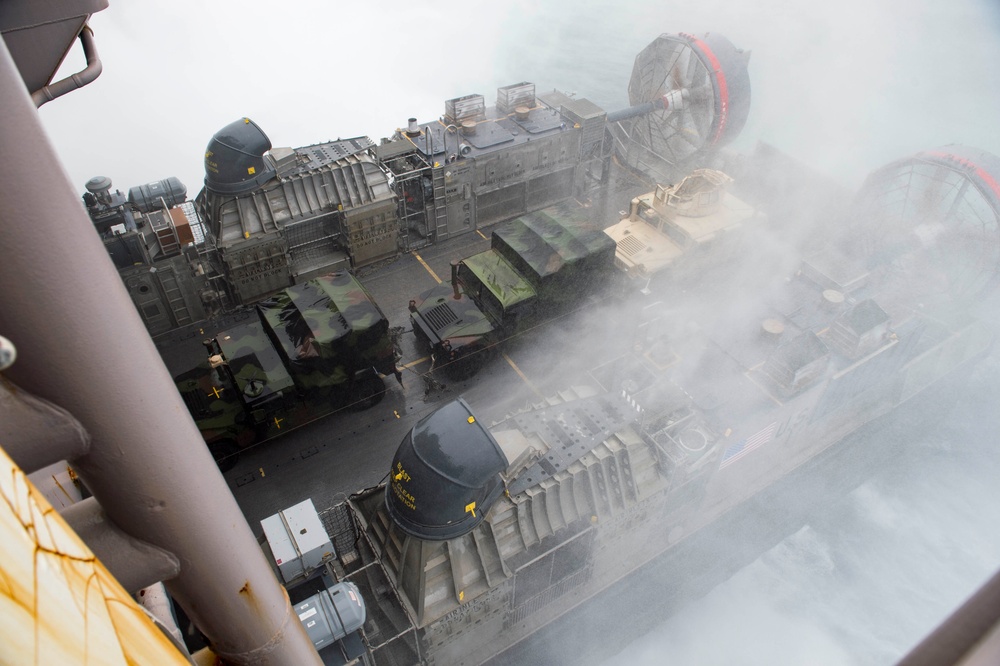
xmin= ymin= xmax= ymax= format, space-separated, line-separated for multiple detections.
xmin=503 ymin=353 xmax=544 ymax=400
xmin=413 ymin=252 xmax=441 ymax=283
xmin=400 ymin=356 xmax=431 ymax=370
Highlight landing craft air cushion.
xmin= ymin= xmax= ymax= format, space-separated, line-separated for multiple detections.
xmin=261 ymin=144 xmax=1000 ymax=665
xmin=64 ymin=23 xmax=1000 ymax=664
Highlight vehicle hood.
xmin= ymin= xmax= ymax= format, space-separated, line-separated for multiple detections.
xmin=411 ymin=283 xmax=495 ymax=347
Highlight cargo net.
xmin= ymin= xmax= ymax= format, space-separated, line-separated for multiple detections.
xmin=318 ymin=503 xmax=361 ymax=568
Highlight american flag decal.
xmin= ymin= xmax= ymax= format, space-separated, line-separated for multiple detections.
xmin=720 ymin=422 xmax=779 ymax=468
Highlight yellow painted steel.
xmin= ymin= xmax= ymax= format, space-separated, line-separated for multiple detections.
xmin=503 ymin=353 xmax=544 ymax=400
xmin=400 ymin=356 xmax=431 ymax=370
xmin=0 ymin=446 xmax=189 ymax=665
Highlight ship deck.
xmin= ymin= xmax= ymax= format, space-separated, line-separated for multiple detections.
xmin=147 ymin=154 xmax=997 ymax=665
xmin=153 ymin=182 xmax=654 ymax=533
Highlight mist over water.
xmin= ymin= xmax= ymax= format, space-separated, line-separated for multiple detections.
xmin=608 ymin=360 xmax=1000 ymax=664
xmin=35 ymin=1 xmax=1000 ymax=664
xmin=40 ymin=0 xmax=1000 ymax=195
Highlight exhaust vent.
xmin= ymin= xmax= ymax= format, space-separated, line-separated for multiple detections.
xmin=385 ymin=399 xmax=508 ymax=540
xmin=203 ymin=118 xmax=276 ymax=194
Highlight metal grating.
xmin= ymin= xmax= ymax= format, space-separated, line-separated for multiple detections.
xmin=497 ymin=82 xmax=536 ymax=114
xmin=506 ymin=392 xmax=639 ymax=495
xmin=445 ymin=94 xmax=486 ymax=124
xmin=423 ymin=303 xmax=458 ymax=332
xmin=505 ymin=564 xmax=592 ymax=629
xmin=617 ymin=234 xmax=647 ymax=257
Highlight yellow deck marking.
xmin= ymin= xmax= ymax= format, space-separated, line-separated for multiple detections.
xmin=476 ymin=229 xmax=488 ymax=240
xmin=413 ymin=252 xmax=442 ymax=283
xmin=401 ymin=356 xmax=430 ymax=370
xmin=503 ymin=353 xmax=544 ymax=400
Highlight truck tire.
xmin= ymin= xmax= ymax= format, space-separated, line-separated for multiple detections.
xmin=352 ymin=374 xmax=386 ymax=411
xmin=446 ymin=356 xmax=481 ymax=380
xmin=208 ymin=439 xmax=240 ymax=472
xmin=443 ymin=347 xmax=492 ymax=380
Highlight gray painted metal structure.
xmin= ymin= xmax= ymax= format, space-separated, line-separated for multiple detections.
xmin=4 ymin=5 xmax=1000 ymax=664
xmin=0 ymin=21 xmax=321 ymax=665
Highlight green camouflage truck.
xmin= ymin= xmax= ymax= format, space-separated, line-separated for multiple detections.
xmin=408 ymin=202 xmax=616 ymax=377
xmin=176 ymin=271 xmax=399 ymax=470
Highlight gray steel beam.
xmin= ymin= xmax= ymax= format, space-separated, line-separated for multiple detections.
xmin=0 ymin=37 xmax=320 ymax=665
xmin=1 ymin=374 xmax=91 ymax=471
xmin=62 ymin=497 xmax=182 ymax=594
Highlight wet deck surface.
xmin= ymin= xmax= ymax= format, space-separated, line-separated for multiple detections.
xmin=153 ymin=220 xmax=643 ymax=531
xmin=146 ymin=168 xmax=999 ymax=664
xmin=148 ymin=169 xmax=657 ymax=532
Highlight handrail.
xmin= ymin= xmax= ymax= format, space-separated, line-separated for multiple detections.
xmin=32 ymin=23 xmax=102 ymax=107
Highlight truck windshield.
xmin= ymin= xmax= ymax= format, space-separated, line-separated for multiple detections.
xmin=458 ymin=263 xmax=504 ymax=322
xmin=638 ymin=200 xmax=660 ymax=226
xmin=662 ymin=221 xmax=693 ymax=249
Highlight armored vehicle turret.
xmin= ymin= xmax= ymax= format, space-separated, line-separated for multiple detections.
xmin=603 ymin=169 xmax=763 ymax=287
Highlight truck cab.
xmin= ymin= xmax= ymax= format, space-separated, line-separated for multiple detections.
xmin=409 ymin=202 xmax=615 ymax=377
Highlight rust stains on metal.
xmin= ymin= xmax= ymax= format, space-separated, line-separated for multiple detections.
xmin=237 ymin=579 xmax=265 ymax=619
xmin=0 ymin=446 xmax=189 ymax=664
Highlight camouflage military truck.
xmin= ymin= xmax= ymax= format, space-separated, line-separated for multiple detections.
xmin=408 ymin=202 xmax=616 ymax=377
xmin=176 ymin=271 xmax=399 ymax=470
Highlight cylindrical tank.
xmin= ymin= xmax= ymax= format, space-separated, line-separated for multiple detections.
xmin=128 ymin=177 xmax=187 ymax=213
xmin=294 ymin=582 xmax=367 ymax=650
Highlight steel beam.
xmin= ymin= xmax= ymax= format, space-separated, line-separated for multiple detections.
xmin=62 ymin=497 xmax=182 ymax=594
xmin=0 ymin=36 xmax=320 ymax=665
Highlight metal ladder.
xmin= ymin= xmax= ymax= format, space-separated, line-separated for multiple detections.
xmin=431 ymin=165 xmax=449 ymax=241
xmin=157 ymin=268 xmax=193 ymax=327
